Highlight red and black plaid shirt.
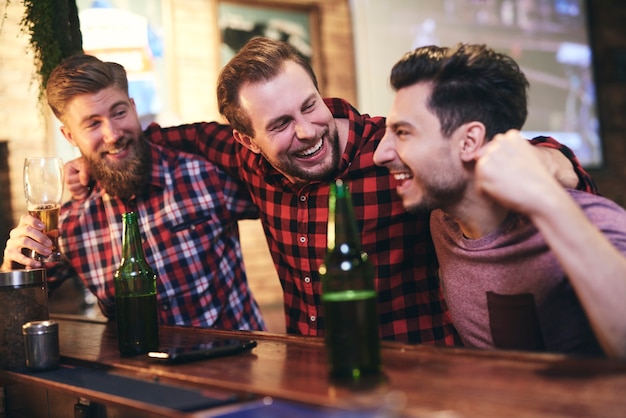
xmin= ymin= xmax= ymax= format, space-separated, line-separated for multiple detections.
xmin=148 ymin=98 xmax=596 ymax=345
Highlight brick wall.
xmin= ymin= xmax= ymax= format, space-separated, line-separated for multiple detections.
xmin=0 ymin=1 xmax=51 ymax=231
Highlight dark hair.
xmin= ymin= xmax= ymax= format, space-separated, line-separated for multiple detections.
xmin=217 ymin=37 xmax=318 ymax=137
xmin=46 ymin=54 xmax=129 ymax=123
xmin=389 ymin=43 xmax=529 ymax=141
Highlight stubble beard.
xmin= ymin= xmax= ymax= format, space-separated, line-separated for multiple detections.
xmin=261 ymin=127 xmax=341 ymax=184
xmin=406 ymin=177 xmax=466 ymax=215
xmin=84 ymin=135 xmax=151 ymax=200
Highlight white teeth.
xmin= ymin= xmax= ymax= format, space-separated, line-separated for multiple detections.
xmin=300 ymin=139 xmax=322 ymax=156
xmin=107 ymin=143 xmax=126 ymax=155
xmin=394 ymin=172 xmax=412 ymax=181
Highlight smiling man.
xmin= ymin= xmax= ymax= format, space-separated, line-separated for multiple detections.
xmin=227 ymin=59 xmax=344 ymax=185
xmin=374 ymin=43 xmax=626 ymax=357
xmin=166 ymin=37 xmax=461 ymax=344
xmin=2 ymin=55 xmax=266 ymax=332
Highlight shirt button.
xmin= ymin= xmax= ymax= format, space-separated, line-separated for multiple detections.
xmin=310 ymin=315 xmax=316 ymax=322
xmin=299 ymin=236 xmax=306 ymax=243
xmin=299 ymin=195 xmax=307 ymax=202
xmin=304 ymin=276 xmax=311 ymax=283
xmin=160 ymin=302 xmax=170 ymax=311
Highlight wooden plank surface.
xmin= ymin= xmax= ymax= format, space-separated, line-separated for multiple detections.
xmin=3 ymin=315 xmax=626 ymax=418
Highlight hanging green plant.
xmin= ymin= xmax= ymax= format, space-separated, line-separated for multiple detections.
xmin=18 ymin=0 xmax=83 ymax=97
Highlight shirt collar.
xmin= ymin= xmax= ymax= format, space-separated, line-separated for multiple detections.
xmin=146 ymin=141 xmax=168 ymax=191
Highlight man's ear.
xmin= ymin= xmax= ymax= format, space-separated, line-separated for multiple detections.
xmin=459 ymin=122 xmax=486 ymax=162
xmin=60 ymin=125 xmax=78 ymax=147
xmin=233 ymin=130 xmax=261 ymax=154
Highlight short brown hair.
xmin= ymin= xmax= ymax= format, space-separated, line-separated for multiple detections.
xmin=217 ymin=37 xmax=318 ymax=137
xmin=46 ymin=54 xmax=129 ymax=123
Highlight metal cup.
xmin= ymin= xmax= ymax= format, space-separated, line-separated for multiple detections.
xmin=0 ymin=269 xmax=49 ymax=370
xmin=22 ymin=320 xmax=60 ymax=372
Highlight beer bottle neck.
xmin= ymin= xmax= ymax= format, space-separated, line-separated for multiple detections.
xmin=327 ymin=180 xmax=361 ymax=252
xmin=121 ymin=212 xmax=147 ymax=263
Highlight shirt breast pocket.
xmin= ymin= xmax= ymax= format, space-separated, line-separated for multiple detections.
xmin=160 ymin=190 xmax=233 ymax=245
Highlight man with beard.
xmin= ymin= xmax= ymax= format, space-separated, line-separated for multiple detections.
xmin=64 ymin=38 xmax=596 ymax=346
xmin=1 ymin=55 xmax=266 ymax=332
xmin=373 ymin=43 xmax=626 ymax=357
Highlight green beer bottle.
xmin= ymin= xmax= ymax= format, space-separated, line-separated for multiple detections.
xmin=114 ymin=211 xmax=159 ymax=356
xmin=319 ymin=179 xmax=381 ymax=385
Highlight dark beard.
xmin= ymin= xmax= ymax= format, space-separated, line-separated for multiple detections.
xmin=85 ymin=136 xmax=151 ymax=200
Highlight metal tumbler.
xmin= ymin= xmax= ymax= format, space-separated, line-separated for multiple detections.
xmin=22 ymin=320 xmax=60 ymax=372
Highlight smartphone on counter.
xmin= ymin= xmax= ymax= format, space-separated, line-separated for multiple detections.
xmin=148 ymin=339 xmax=257 ymax=364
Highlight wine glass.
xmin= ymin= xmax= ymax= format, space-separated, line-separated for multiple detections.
xmin=23 ymin=157 xmax=64 ymax=262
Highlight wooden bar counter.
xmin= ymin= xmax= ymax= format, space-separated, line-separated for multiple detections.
xmin=1 ymin=315 xmax=625 ymax=417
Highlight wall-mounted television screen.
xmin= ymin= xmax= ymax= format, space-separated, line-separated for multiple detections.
xmin=351 ymin=0 xmax=602 ymax=168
